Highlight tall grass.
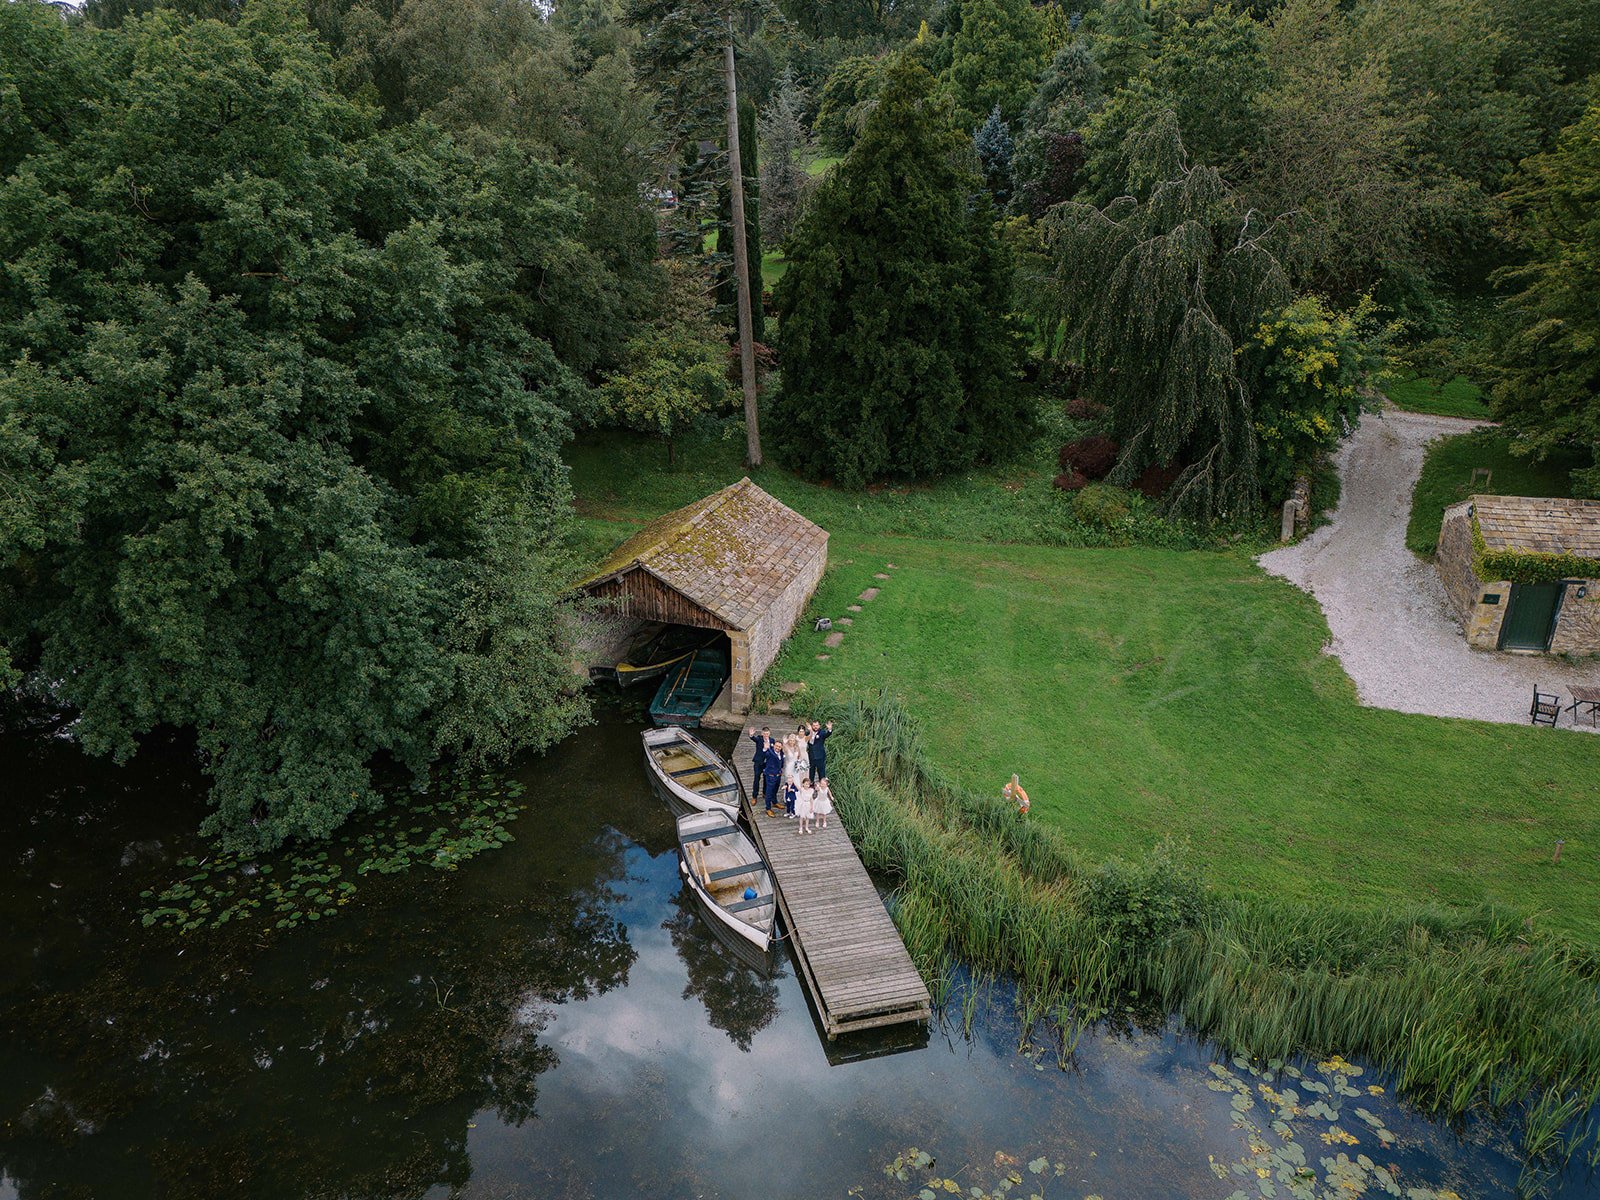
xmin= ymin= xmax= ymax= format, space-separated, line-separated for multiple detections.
xmin=823 ymin=692 xmax=1600 ymax=1177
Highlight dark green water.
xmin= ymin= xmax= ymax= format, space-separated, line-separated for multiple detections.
xmin=1 ymin=712 xmax=1593 ymax=1200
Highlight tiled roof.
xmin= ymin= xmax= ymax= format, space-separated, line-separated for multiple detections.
xmin=1472 ymin=495 xmax=1600 ymax=558
xmin=578 ymin=478 xmax=828 ymax=630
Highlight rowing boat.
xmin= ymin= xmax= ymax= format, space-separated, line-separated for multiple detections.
xmin=647 ymin=645 xmax=729 ymax=728
xmin=677 ymin=810 xmax=775 ymax=963
xmin=641 ymin=726 xmax=741 ymax=819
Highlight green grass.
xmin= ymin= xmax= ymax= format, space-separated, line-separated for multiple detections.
xmin=568 ymin=424 xmax=1208 ymax=568
xmin=806 ymin=153 xmax=841 ymax=176
xmin=761 ymin=249 xmax=787 ymax=290
xmin=764 ymin=536 xmax=1600 ymax=945
xmin=1383 ymin=373 xmax=1492 ymax=419
xmin=1406 ymin=428 xmax=1579 ymax=554
xmin=571 ymin=425 xmax=1600 ymax=945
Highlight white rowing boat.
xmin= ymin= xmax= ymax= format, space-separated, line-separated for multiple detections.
xmin=676 ymin=810 xmax=775 ymax=962
xmin=641 ymin=727 xmax=741 ymax=819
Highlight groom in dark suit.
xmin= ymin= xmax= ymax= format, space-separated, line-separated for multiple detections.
xmin=807 ymin=720 xmax=833 ymax=785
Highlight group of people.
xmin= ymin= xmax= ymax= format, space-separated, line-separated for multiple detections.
xmin=748 ymin=721 xmax=835 ymax=835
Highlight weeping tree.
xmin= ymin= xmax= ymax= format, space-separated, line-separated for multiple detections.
xmin=1044 ymin=114 xmax=1291 ymax=522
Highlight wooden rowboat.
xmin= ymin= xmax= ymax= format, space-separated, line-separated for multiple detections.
xmin=590 ymin=625 xmax=718 ymax=689
xmin=648 ymin=645 xmax=729 ymax=728
xmin=676 ymin=810 xmax=775 ymax=963
xmin=641 ymin=727 xmax=741 ymax=820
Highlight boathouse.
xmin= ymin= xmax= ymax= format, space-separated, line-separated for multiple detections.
xmin=1436 ymin=495 xmax=1600 ymax=653
xmin=577 ymin=479 xmax=828 ymax=712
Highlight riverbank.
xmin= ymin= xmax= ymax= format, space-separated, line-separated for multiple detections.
xmin=821 ymin=693 xmax=1600 ymax=1183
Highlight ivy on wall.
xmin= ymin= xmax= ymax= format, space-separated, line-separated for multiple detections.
xmin=1470 ymin=516 xmax=1600 ymax=584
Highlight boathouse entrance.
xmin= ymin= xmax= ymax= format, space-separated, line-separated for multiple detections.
xmin=576 ymin=478 xmax=828 ymax=715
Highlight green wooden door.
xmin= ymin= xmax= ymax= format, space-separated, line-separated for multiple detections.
xmin=1500 ymin=582 xmax=1564 ymax=651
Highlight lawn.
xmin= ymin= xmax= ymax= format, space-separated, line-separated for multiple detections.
xmin=1382 ymin=373 xmax=1492 ymax=419
xmin=1406 ymin=428 xmax=1579 ymax=554
xmin=570 ymin=431 xmax=1600 ymax=945
xmin=566 ymin=425 xmax=1207 ymax=569
xmin=806 ymin=154 xmax=841 ymax=176
xmin=760 ymin=537 xmax=1600 ymax=942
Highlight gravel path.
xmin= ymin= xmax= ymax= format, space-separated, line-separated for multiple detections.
xmin=1257 ymin=407 xmax=1598 ymax=729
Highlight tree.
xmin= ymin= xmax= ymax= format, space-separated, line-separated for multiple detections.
xmin=1011 ymin=43 xmax=1101 ymax=216
xmin=0 ymin=2 xmax=590 ymax=848
xmin=715 ymin=92 xmax=765 ymax=344
xmin=1251 ymin=294 xmax=1392 ymax=495
xmin=973 ymin=105 xmax=1014 ymax=205
xmin=813 ymin=53 xmax=888 ymax=155
xmin=758 ymin=67 xmax=812 ymax=243
xmin=1043 ymin=115 xmax=1293 ymax=521
xmin=1243 ymin=0 xmax=1426 ymax=299
xmin=599 ymin=262 xmax=736 ymax=463
xmin=774 ymin=59 xmax=1027 ymax=485
xmin=1085 ymin=0 xmax=1152 ymax=96
xmin=942 ymin=0 xmax=1044 ymax=125
xmin=628 ymin=0 xmax=765 ymax=465
xmin=1486 ymin=98 xmax=1600 ymax=492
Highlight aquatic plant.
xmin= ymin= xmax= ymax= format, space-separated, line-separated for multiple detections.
xmin=825 ymin=692 xmax=1600 ymax=1185
xmin=139 ymin=776 xmax=526 ymax=932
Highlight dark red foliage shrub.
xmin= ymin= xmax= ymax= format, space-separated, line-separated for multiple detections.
xmin=1052 ymin=470 xmax=1088 ymax=492
xmin=1065 ymin=396 xmax=1106 ymax=421
xmin=1132 ymin=460 xmax=1185 ymax=498
xmin=1058 ymin=435 xmax=1119 ymax=480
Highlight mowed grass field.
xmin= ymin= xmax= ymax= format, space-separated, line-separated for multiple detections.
xmin=570 ymin=433 xmax=1600 ymax=944
xmin=1406 ymin=428 xmax=1580 ymax=554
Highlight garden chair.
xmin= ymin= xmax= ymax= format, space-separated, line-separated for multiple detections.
xmin=1530 ymin=685 xmax=1561 ymax=727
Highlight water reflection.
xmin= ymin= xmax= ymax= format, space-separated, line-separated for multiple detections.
xmin=0 ymin=712 xmax=1594 ymax=1200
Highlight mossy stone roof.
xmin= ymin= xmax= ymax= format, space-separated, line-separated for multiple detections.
xmin=578 ymin=478 xmax=828 ymax=630
xmin=1471 ymin=495 xmax=1600 ymax=559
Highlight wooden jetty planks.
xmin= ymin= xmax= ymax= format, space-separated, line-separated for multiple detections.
xmin=732 ymin=719 xmax=931 ymax=1036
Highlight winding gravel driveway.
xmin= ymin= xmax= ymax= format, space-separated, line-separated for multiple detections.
xmin=1257 ymin=407 xmax=1598 ymax=729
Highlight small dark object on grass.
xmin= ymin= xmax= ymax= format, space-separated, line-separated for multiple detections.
xmin=814 ymin=617 xmax=832 ymax=631
xmin=1059 ymin=435 xmax=1119 ymax=480
xmin=1053 ymin=470 xmax=1088 ymax=492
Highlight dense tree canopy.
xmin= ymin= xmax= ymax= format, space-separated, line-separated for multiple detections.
xmin=1487 ymin=97 xmax=1600 ymax=493
xmin=0 ymin=1 xmax=594 ymax=848
xmin=773 ymin=59 xmax=1026 ymax=484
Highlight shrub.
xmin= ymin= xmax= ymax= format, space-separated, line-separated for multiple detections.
xmin=1052 ymin=470 xmax=1088 ymax=492
xmin=1064 ymin=395 xmax=1106 ymax=422
xmin=1058 ymin=434 xmax=1119 ymax=479
xmin=1084 ymin=839 xmax=1207 ymax=952
xmin=1070 ymin=482 xmax=1135 ymax=527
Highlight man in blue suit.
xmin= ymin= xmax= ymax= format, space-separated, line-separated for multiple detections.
xmin=807 ymin=720 xmax=833 ymax=785
xmin=761 ymin=741 xmax=785 ymax=816
xmin=747 ymin=725 xmax=771 ymax=783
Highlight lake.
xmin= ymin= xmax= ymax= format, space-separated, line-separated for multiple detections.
xmin=1 ymin=709 xmax=1593 ymax=1200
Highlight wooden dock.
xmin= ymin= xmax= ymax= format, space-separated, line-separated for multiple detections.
xmin=731 ymin=720 xmax=931 ymax=1037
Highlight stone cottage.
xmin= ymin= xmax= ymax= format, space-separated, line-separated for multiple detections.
xmin=577 ymin=478 xmax=828 ymax=712
xmin=1435 ymin=495 xmax=1600 ymax=653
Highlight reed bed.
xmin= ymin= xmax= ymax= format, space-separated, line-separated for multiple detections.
xmin=821 ymin=692 xmax=1600 ymax=1174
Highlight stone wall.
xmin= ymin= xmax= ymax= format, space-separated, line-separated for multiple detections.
xmin=728 ymin=536 xmax=828 ymax=712
xmin=1551 ymin=581 xmax=1600 ymax=655
xmin=570 ymin=609 xmax=643 ymax=678
xmin=1435 ymin=501 xmax=1509 ymax=649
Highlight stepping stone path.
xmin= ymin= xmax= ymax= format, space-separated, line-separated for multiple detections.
xmin=858 ymin=587 xmax=879 ymax=602
xmin=823 ymin=631 xmax=845 ymax=648
xmin=874 ymin=573 xmax=890 ymax=580
xmin=779 ymin=681 xmax=804 ymax=695
xmin=836 ymin=617 xmax=853 ymax=626
xmin=815 ymin=653 xmax=830 ymax=661
xmin=847 ymin=604 xmax=862 ymax=612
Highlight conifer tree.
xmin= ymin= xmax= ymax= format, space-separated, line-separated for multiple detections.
xmin=943 ymin=0 xmax=1045 ymax=125
xmin=774 ymin=60 xmax=1027 ymax=485
xmin=974 ymin=105 xmax=1014 ymax=205
xmin=758 ymin=68 xmax=812 ymax=243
